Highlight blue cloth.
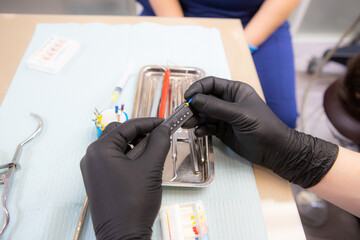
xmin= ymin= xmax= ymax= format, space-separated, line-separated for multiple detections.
xmin=138 ymin=0 xmax=298 ymax=128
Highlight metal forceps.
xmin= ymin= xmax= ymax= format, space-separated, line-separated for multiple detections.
xmin=0 ymin=113 xmax=42 ymax=237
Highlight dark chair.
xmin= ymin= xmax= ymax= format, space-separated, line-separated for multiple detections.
xmin=323 ymin=78 xmax=360 ymax=148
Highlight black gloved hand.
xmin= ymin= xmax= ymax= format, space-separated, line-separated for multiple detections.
xmin=80 ymin=118 xmax=170 ymax=240
xmin=184 ymin=76 xmax=339 ymax=188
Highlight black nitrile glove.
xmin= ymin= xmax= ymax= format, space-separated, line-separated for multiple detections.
xmin=184 ymin=76 xmax=339 ymax=188
xmin=80 ymin=118 xmax=170 ymax=240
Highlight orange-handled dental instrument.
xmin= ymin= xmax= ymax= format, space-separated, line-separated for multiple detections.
xmin=158 ymin=69 xmax=171 ymax=118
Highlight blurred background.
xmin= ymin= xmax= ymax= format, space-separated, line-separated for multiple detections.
xmin=1 ymin=0 xmax=360 ymax=239
xmin=0 ymin=0 xmax=359 ymax=38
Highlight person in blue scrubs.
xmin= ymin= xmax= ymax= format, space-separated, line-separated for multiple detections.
xmin=137 ymin=0 xmax=300 ymax=128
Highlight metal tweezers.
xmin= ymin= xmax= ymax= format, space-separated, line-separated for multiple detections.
xmin=0 ymin=113 xmax=42 ymax=237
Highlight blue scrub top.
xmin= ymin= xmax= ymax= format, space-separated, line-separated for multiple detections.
xmin=138 ymin=0 xmax=263 ymax=24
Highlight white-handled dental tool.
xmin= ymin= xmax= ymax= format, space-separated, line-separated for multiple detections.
xmin=111 ymin=62 xmax=136 ymax=102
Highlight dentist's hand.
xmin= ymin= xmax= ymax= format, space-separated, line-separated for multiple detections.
xmin=81 ymin=118 xmax=170 ymax=240
xmin=185 ymin=76 xmax=338 ymax=188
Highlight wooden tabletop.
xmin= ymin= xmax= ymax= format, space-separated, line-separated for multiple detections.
xmin=0 ymin=14 xmax=305 ymax=239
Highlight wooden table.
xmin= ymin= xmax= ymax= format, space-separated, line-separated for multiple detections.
xmin=0 ymin=14 xmax=305 ymax=239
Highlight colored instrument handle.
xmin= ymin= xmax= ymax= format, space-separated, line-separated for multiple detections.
xmin=158 ymin=69 xmax=171 ymax=118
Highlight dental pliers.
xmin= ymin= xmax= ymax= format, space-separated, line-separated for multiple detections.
xmin=0 ymin=113 xmax=42 ymax=237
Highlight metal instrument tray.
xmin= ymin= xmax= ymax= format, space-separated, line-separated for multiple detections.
xmin=132 ymin=65 xmax=215 ymax=187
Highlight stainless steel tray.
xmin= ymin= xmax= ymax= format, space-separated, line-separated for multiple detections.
xmin=132 ymin=65 xmax=215 ymax=187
